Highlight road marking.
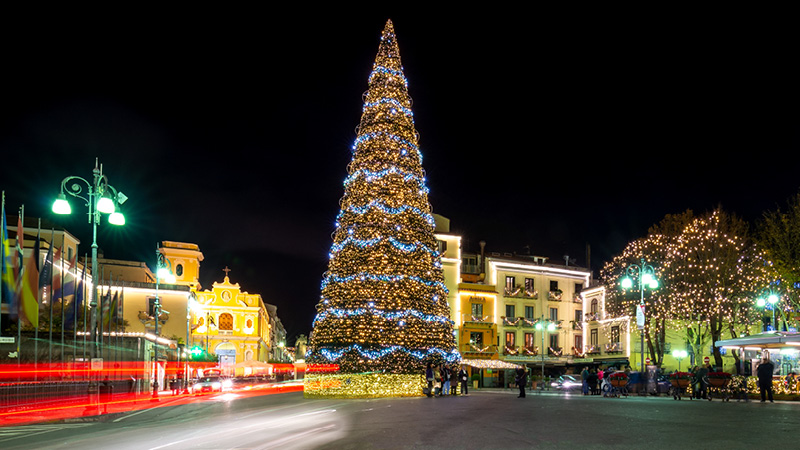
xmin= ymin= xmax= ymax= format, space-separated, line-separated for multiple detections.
xmin=0 ymin=423 xmax=92 ymax=442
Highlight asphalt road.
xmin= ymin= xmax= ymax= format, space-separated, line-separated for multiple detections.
xmin=0 ymin=389 xmax=796 ymax=449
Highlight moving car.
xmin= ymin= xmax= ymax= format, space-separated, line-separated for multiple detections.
xmin=551 ymin=375 xmax=582 ymax=390
xmin=192 ymin=376 xmax=233 ymax=394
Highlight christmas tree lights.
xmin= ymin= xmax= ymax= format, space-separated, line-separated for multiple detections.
xmin=305 ymin=20 xmax=458 ymax=396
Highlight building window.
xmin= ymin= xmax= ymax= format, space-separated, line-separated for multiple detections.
xmin=575 ymin=335 xmax=583 ymax=351
xmin=505 ymin=332 xmax=516 ymax=347
xmin=437 ymin=240 xmax=448 ymax=255
xmin=524 ymin=277 xmax=534 ymax=291
xmin=470 ymin=332 xmax=483 ymax=347
xmin=219 ymin=313 xmax=234 ymax=330
xmin=549 ymin=307 xmax=558 ymax=322
xmin=524 ymin=332 xmax=535 ymax=348
xmin=147 ymin=297 xmax=157 ymax=316
xmin=549 ymin=334 xmax=558 ymax=349
xmin=611 ymin=326 xmax=620 ymax=344
xmin=176 ymin=264 xmax=183 ymax=277
xmin=575 ymin=310 xmax=582 ymax=323
xmin=505 ymin=276 xmax=516 ymax=291
xmin=524 ymin=306 xmax=534 ymax=319
xmin=591 ymin=329 xmax=598 ymax=347
xmin=505 ymin=304 xmax=515 ymax=318
xmin=590 ymin=299 xmax=598 ymax=315
xmin=471 ymin=303 xmax=483 ymax=317
xmin=549 ymin=280 xmax=559 ymax=291
xmin=574 ymin=282 xmax=583 ymax=294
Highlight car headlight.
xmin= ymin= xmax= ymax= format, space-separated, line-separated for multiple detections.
xmin=222 ymin=379 xmax=233 ymax=388
xmin=212 ymin=382 xmax=221 ymax=389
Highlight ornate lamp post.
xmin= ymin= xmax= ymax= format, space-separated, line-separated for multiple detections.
xmin=620 ymin=259 xmax=659 ymax=373
xmin=672 ymin=349 xmax=688 ymax=372
xmin=756 ymin=288 xmax=781 ymax=332
xmin=52 ymin=159 xmax=127 ymax=380
xmin=152 ymin=247 xmax=176 ymax=399
xmin=535 ymin=315 xmax=557 ymax=386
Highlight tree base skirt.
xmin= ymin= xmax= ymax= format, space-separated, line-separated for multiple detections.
xmin=304 ymin=373 xmax=425 ymax=398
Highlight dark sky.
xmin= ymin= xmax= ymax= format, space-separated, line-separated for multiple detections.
xmin=1 ymin=9 xmax=798 ymax=342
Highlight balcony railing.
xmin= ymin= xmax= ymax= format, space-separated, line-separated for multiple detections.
xmin=605 ymin=342 xmax=624 ymax=353
xmin=584 ymin=312 xmax=600 ymax=322
xmin=504 ymin=285 xmax=522 ymax=297
xmin=462 ymin=344 xmax=496 ymax=355
xmin=462 ymin=314 xmax=494 ymax=324
xmin=502 ymin=316 xmax=521 ymax=327
xmin=521 ymin=318 xmax=537 ymax=328
xmin=586 ymin=345 xmax=601 ymax=354
xmin=548 ymin=347 xmax=563 ymax=357
xmin=548 ymin=290 xmax=563 ymax=301
xmin=523 ymin=289 xmax=538 ymax=299
xmin=572 ymin=294 xmax=582 ymax=303
xmin=522 ymin=346 xmax=539 ymax=356
xmin=503 ymin=345 xmax=520 ymax=356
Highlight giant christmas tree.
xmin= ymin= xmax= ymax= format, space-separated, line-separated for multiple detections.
xmin=306 ymin=20 xmax=458 ymax=395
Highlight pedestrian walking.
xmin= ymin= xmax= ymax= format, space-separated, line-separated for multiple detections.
xmin=433 ymin=365 xmax=442 ymax=396
xmin=450 ymin=366 xmax=458 ymax=395
xmin=458 ymin=366 xmax=469 ymax=395
xmin=757 ymin=357 xmax=775 ymax=403
xmin=587 ymin=369 xmax=599 ymax=395
xmin=694 ymin=363 xmax=709 ymax=399
xmin=515 ymin=367 xmax=527 ymax=398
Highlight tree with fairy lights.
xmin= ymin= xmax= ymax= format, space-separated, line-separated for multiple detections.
xmin=306 ymin=20 xmax=458 ymax=377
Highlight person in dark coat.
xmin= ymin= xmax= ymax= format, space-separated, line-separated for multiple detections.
xmin=515 ymin=367 xmax=527 ymax=398
xmin=449 ymin=367 xmax=459 ymax=395
xmin=425 ymin=362 xmax=434 ymax=397
xmin=757 ymin=357 xmax=775 ymax=403
xmin=694 ymin=364 xmax=709 ymax=399
xmin=587 ymin=369 xmax=599 ymax=395
xmin=458 ymin=366 xmax=469 ymax=395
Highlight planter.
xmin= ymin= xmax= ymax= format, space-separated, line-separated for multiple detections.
xmin=670 ymin=379 xmax=690 ymax=388
xmin=473 ymin=380 xmax=479 ymax=389
xmin=610 ymin=379 xmax=627 ymax=388
xmin=708 ymin=378 xmax=730 ymax=388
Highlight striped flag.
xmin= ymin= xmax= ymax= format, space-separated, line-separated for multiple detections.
xmin=1 ymin=200 xmax=15 ymax=319
xmin=19 ymin=231 xmax=39 ymax=327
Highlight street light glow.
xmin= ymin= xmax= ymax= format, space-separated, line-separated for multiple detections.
xmin=621 ymin=277 xmax=633 ymax=289
xmin=52 ymin=194 xmax=71 ymax=214
xmin=96 ymin=196 xmax=116 ymax=214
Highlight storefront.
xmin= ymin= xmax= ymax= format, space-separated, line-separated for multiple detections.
xmin=715 ymin=331 xmax=800 ymax=376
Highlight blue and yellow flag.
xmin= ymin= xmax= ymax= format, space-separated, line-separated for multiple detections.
xmin=1 ymin=202 xmax=16 ymax=320
xmin=19 ymin=231 xmax=39 ymax=327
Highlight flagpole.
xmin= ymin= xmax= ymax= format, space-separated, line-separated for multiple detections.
xmin=48 ymin=228 xmax=54 ymax=369
xmin=1 ymin=191 xmax=4 ymax=339
xmin=60 ymin=240 xmax=66 ymax=364
xmin=16 ymin=205 xmax=23 ymax=370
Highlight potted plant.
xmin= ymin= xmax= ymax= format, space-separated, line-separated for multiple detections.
xmin=668 ymin=371 xmax=692 ymax=388
xmin=706 ymin=371 xmax=732 ymax=388
xmin=471 ymin=374 xmax=480 ymax=389
xmin=608 ymin=372 xmax=628 ymax=387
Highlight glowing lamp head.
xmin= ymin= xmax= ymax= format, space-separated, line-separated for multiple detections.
xmin=768 ymin=294 xmax=779 ymax=305
xmin=52 ymin=194 xmax=72 ymax=215
xmin=96 ymin=196 xmax=116 ymax=214
xmin=108 ymin=212 xmax=125 ymax=226
xmin=642 ymin=273 xmax=653 ymax=285
xmin=621 ymin=277 xmax=633 ymax=289
xmin=648 ymin=279 xmax=659 ymax=289
xmin=535 ymin=322 xmax=542 ymax=330
xmin=756 ymin=298 xmax=766 ymax=308
xmin=547 ymin=322 xmax=556 ymax=332
xmin=672 ymin=349 xmax=688 ymax=359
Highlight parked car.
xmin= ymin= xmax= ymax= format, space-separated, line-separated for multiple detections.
xmin=192 ymin=376 xmax=233 ymax=394
xmin=551 ymin=375 xmax=582 ymax=390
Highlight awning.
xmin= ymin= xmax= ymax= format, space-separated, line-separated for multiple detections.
xmin=715 ymin=331 xmax=800 ymax=349
xmin=461 ymin=359 xmax=522 ymax=369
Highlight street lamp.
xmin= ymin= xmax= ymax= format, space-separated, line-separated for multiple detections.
xmin=152 ymin=246 xmax=176 ymax=399
xmin=620 ymin=258 xmax=659 ymax=373
xmin=535 ymin=315 xmax=557 ymax=386
xmin=672 ymin=349 xmax=688 ymax=371
xmin=52 ymin=158 xmax=127 ymax=372
xmin=756 ymin=288 xmax=781 ymax=332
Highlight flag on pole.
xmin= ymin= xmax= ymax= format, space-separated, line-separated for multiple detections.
xmin=104 ymin=289 xmax=118 ymax=328
xmin=64 ymin=262 xmax=83 ymax=330
xmin=19 ymin=230 xmax=39 ymax=327
xmin=1 ymin=199 xmax=16 ymax=320
xmin=52 ymin=243 xmax=63 ymax=304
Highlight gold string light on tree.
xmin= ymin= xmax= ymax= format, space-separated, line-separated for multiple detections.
xmin=306 ymin=20 xmax=458 ymax=397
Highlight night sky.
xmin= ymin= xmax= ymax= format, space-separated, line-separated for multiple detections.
xmin=1 ymin=9 xmax=797 ymax=342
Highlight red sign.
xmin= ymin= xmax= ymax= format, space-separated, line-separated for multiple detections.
xmin=645 ymin=358 xmax=651 ymax=365
xmin=703 ymin=356 xmax=710 ymax=364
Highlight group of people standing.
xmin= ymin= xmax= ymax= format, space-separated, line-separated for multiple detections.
xmin=425 ymin=363 xmax=469 ymax=397
xmin=581 ymin=367 xmax=604 ymax=395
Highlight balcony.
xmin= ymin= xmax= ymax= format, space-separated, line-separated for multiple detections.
xmin=548 ymin=347 xmax=563 ymax=357
xmin=548 ymin=290 xmax=563 ymax=301
xmin=462 ymin=314 xmax=494 ymax=325
xmin=584 ymin=312 xmax=600 ymax=322
xmin=523 ymin=289 xmax=538 ymax=299
xmin=502 ymin=316 xmax=521 ymax=327
xmin=461 ymin=344 xmax=496 ymax=357
xmin=605 ymin=342 xmax=624 ymax=353
xmin=586 ymin=345 xmax=601 ymax=355
xmin=522 ymin=346 xmax=539 ymax=356
xmin=521 ymin=318 xmax=537 ymax=328
xmin=503 ymin=345 xmax=520 ymax=356
xmin=504 ymin=285 xmax=522 ymax=297
xmin=572 ymin=294 xmax=582 ymax=303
